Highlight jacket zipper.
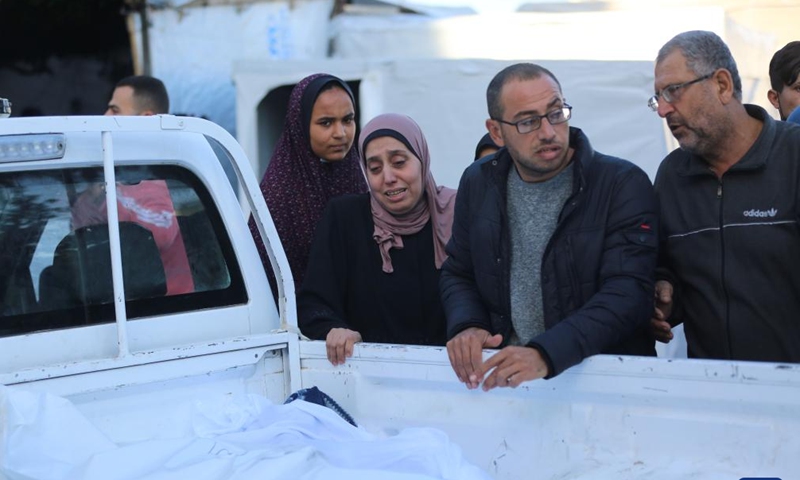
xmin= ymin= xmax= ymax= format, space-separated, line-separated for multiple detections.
xmin=544 ymin=187 xmax=583 ymax=319
xmin=565 ymin=236 xmax=581 ymax=309
xmin=498 ymin=177 xmax=512 ymax=340
xmin=545 ymin=186 xmax=581 ymax=257
xmin=717 ymin=180 xmax=733 ymax=358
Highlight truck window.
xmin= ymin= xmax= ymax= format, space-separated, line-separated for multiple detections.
xmin=0 ymin=165 xmax=246 ymax=337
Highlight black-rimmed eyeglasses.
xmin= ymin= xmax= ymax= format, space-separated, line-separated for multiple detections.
xmin=493 ymin=105 xmax=572 ymax=134
xmin=648 ymin=73 xmax=714 ymax=112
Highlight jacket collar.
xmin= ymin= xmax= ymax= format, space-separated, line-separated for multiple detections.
xmin=482 ymin=126 xmax=592 ymax=193
xmin=675 ymin=104 xmax=774 ymax=177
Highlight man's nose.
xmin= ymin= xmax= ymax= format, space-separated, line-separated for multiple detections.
xmin=657 ymin=99 xmax=674 ymax=118
xmin=538 ymin=117 xmax=556 ymax=138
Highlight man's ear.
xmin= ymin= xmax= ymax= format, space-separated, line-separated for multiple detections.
xmin=139 ymin=110 xmax=156 ymax=116
xmin=714 ymin=69 xmax=736 ymax=104
xmin=767 ymin=89 xmax=781 ymax=110
xmin=485 ymin=119 xmax=505 ymax=147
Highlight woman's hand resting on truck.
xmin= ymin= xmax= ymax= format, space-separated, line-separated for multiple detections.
xmin=326 ymin=328 xmax=363 ymax=366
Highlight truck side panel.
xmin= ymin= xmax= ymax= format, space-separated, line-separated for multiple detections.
xmin=299 ymin=341 xmax=800 ymax=479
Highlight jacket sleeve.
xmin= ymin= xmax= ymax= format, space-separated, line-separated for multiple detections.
xmin=297 ymin=201 xmax=352 ymax=340
xmin=653 ymin=162 xmax=684 ymax=327
xmin=440 ymin=167 xmax=492 ymax=339
xmin=528 ymin=167 xmax=658 ymax=377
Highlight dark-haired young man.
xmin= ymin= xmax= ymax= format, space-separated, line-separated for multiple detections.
xmin=105 ymin=75 xmax=170 ymax=116
xmin=768 ymin=41 xmax=800 ymax=121
xmin=77 ymin=74 xmax=193 ymax=295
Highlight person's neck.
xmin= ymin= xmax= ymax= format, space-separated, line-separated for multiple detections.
xmin=705 ymin=106 xmax=763 ymax=178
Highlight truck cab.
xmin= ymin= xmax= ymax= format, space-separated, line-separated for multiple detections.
xmin=0 ymin=116 xmax=282 ymax=369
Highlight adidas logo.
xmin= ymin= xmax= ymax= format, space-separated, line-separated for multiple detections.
xmin=743 ymin=208 xmax=777 ymax=218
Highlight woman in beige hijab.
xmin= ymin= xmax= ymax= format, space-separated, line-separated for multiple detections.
xmin=299 ymin=113 xmax=456 ymax=365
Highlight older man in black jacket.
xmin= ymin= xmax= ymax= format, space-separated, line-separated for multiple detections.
xmin=441 ymin=63 xmax=657 ymax=390
xmin=650 ymin=31 xmax=800 ymax=363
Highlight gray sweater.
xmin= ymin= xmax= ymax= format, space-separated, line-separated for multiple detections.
xmin=506 ymin=163 xmax=573 ymax=344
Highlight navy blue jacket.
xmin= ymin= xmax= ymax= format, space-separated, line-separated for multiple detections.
xmin=440 ymin=128 xmax=657 ymax=377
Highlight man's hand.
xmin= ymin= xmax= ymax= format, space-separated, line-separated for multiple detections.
xmin=325 ymin=328 xmax=362 ymax=366
xmin=650 ymin=280 xmax=674 ymax=343
xmin=446 ymin=327 xmax=503 ymax=389
xmin=481 ymin=346 xmax=549 ymax=391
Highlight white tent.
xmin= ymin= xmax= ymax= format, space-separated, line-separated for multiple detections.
xmin=233 ymin=5 xmax=772 ymax=186
xmin=234 ymin=58 xmax=667 ymax=189
xmin=133 ymin=2 xmax=774 ymax=178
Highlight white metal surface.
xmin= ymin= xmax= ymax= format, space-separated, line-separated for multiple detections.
xmin=6 ymin=334 xmax=293 ymax=445
xmin=299 ymin=341 xmax=800 ymax=479
xmin=101 ymin=130 xmax=130 ymax=358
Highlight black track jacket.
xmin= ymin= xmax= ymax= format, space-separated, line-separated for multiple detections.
xmin=655 ymin=105 xmax=800 ymax=362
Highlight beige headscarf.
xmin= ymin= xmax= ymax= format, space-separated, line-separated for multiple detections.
xmin=359 ymin=113 xmax=457 ymax=273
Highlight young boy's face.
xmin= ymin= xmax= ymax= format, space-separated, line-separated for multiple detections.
xmin=769 ymin=77 xmax=800 ymax=121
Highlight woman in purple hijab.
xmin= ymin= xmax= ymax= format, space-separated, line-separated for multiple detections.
xmin=250 ymin=73 xmax=367 ymax=294
xmin=299 ymin=113 xmax=456 ymax=366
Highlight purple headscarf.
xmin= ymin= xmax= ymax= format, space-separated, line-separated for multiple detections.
xmin=250 ymin=73 xmax=367 ymax=290
xmin=359 ymin=113 xmax=457 ymax=274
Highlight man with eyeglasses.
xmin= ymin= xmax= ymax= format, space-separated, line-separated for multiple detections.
xmin=441 ymin=63 xmax=658 ymax=390
xmin=649 ymin=30 xmax=800 ymax=363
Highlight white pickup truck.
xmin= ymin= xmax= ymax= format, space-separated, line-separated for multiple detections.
xmin=1 ymin=116 xmax=798 ymax=479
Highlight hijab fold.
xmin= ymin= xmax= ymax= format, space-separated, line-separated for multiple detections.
xmin=359 ymin=114 xmax=456 ymax=273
